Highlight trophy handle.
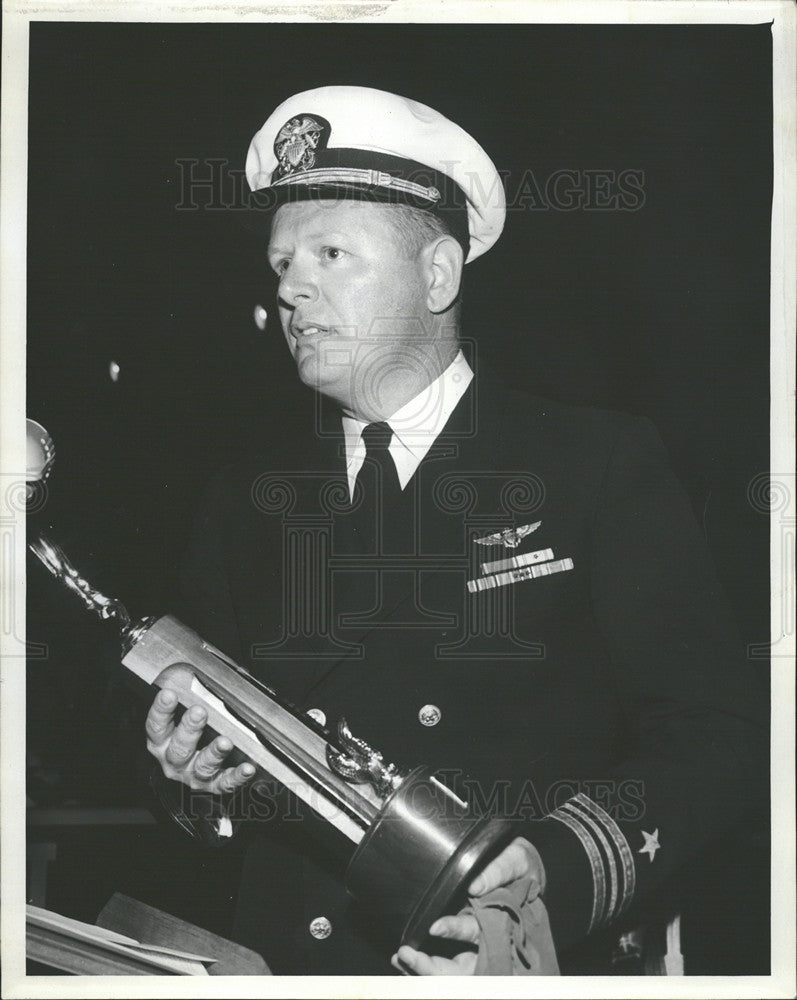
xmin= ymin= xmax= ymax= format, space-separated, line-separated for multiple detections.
xmin=345 ymin=766 xmax=516 ymax=949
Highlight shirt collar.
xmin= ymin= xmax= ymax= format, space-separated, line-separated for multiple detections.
xmin=341 ymin=349 xmax=474 ymax=490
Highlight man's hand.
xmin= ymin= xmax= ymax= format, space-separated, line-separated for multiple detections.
xmin=145 ymin=687 xmax=255 ymax=794
xmin=391 ymin=837 xmax=537 ymax=976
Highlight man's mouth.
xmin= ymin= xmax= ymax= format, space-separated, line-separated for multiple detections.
xmin=292 ymin=323 xmax=331 ymax=339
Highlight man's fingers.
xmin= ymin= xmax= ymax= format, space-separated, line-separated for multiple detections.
xmin=392 ymin=945 xmax=477 ymax=976
xmin=212 ymin=762 xmax=256 ymax=794
xmin=468 ymin=837 xmax=533 ymax=896
xmin=192 ymin=736 xmax=234 ymax=779
xmin=428 ymin=914 xmax=480 ymax=944
xmin=146 ymin=694 xmax=254 ymax=791
xmin=393 ymin=946 xmax=436 ymax=975
xmin=390 ymin=954 xmax=411 ymax=975
xmin=163 ymin=704 xmax=207 ymax=767
xmin=145 ymin=688 xmax=178 ymax=746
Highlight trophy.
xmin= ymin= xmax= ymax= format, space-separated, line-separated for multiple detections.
xmin=27 ymin=425 xmax=515 ymax=949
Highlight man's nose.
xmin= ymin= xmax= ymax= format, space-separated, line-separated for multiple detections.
xmin=279 ymin=260 xmax=318 ymax=306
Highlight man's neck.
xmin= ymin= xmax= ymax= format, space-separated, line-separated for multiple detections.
xmin=340 ymin=341 xmax=461 ymax=424
xmin=339 ymin=349 xmax=473 ymax=496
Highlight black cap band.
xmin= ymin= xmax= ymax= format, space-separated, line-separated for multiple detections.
xmin=245 ymin=148 xmax=471 ymax=255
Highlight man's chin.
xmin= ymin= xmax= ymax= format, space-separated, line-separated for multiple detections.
xmin=295 ymin=358 xmax=339 ymax=397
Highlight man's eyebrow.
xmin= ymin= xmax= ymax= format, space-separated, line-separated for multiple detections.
xmin=268 ymin=231 xmax=352 ymax=256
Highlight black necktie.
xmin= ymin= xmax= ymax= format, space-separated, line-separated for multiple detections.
xmin=354 ymin=421 xmax=411 ymax=553
xmin=361 ymin=420 xmax=401 ymax=504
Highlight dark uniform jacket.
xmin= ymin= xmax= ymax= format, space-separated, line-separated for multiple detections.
xmin=170 ymin=371 xmax=767 ymax=974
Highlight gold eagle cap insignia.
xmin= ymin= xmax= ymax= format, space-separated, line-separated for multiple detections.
xmin=474 ymin=521 xmax=542 ymax=549
xmin=272 ymin=114 xmax=328 ymax=181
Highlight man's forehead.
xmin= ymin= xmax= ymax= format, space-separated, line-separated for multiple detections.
xmin=268 ymin=200 xmax=393 ymax=248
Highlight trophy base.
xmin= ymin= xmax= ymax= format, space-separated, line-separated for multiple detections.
xmin=345 ymin=766 xmax=515 ymax=950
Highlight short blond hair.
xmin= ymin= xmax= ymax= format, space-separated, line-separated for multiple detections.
xmin=385 ymin=205 xmax=458 ymax=258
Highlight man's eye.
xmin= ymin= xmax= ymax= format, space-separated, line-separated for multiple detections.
xmin=322 ymin=247 xmax=344 ymax=262
xmin=272 ymin=259 xmax=289 ymax=276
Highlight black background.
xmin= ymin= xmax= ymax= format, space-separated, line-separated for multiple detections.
xmin=27 ymin=22 xmax=772 ymax=630
xmin=25 ymin=20 xmax=771 ymax=972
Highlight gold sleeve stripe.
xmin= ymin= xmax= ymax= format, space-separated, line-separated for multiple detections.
xmin=574 ymin=792 xmax=636 ymax=915
xmin=548 ymin=804 xmax=606 ymax=934
xmin=562 ymin=800 xmax=618 ymax=926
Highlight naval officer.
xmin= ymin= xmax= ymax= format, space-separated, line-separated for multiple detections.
xmin=144 ymin=86 xmax=767 ymax=975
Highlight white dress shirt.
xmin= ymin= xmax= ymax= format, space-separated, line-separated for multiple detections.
xmin=340 ymin=350 xmax=474 ymax=501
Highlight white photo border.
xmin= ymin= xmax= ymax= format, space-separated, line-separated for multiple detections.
xmin=2 ymin=2 xmax=794 ymax=998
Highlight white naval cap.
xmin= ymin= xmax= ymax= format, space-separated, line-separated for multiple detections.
xmin=245 ymin=85 xmax=506 ymax=263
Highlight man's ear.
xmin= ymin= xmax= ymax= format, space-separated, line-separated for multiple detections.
xmin=424 ymin=236 xmax=464 ymax=314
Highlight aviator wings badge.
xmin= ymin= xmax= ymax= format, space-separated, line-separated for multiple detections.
xmin=474 ymin=521 xmax=542 ymax=549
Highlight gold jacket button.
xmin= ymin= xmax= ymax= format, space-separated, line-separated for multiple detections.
xmin=306 ymin=708 xmax=326 ymax=726
xmin=418 ymin=704 xmax=441 ymax=727
xmin=309 ymin=916 xmax=332 ymax=939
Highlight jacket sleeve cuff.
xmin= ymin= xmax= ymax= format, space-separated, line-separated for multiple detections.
xmin=527 ymin=792 xmax=637 ymax=954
